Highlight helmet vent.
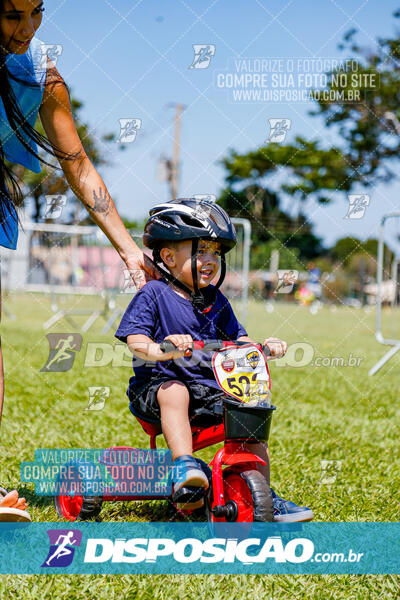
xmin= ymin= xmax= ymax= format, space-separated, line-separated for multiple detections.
xmin=180 ymin=214 xmax=204 ymax=228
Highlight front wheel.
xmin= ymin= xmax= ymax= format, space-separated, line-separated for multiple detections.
xmin=208 ymin=468 xmax=274 ymax=522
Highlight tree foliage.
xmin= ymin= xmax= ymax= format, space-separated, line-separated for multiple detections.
xmin=219 ymin=9 xmax=400 ymax=269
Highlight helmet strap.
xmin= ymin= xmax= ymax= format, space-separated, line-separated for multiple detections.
xmin=190 ymin=239 xmax=205 ymax=310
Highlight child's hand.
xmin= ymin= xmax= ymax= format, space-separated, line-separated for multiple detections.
xmin=163 ymin=334 xmax=194 ymax=358
xmin=263 ymin=337 xmax=287 ymax=360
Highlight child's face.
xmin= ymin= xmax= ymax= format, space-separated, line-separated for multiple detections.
xmin=160 ymin=239 xmax=221 ymax=290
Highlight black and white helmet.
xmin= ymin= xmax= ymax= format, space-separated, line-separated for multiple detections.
xmin=143 ymin=197 xmax=237 ymax=252
xmin=143 ymin=198 xmax=236 ymax=312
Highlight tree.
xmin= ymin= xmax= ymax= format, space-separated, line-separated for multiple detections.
xmin=330 ymin=236 xmax=394 ymax=268
xmin=221 ymin=139 xmax=352 ymax=207
xmin=221 ymin=8 xmax=400 ymax=220
xmin=310 ymin=16 xmax=400 ymax=187
xmin=218 ymin=185 xmax=323 ymax=269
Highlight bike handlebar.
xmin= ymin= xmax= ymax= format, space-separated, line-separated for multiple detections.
xmin=159 ymin=339 xmax=271 ymax=357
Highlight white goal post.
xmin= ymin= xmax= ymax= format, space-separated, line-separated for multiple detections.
xmin=369 ymin=211 xmax=400 ymax=376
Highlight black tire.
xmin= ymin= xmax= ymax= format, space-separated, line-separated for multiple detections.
xmin=240 ymin=470 xmax=274 ymax=522
xmin=78 ymin=496 xmax=103 ymax=520
xmin=207 ymin=468 xmax=274 ymax=522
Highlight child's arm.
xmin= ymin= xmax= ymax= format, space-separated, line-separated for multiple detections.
xmin=127 ymin=333 xmax=193 ymax=361
xmin=237 ymin=335 xmax=287 ymax=360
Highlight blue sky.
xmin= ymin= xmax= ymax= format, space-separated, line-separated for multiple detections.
xmin=37 ymin=0 xmax=400 ymax=249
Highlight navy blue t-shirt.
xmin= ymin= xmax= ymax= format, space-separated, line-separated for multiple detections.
xmin=115 ymin=279 xmax=247 ymax=391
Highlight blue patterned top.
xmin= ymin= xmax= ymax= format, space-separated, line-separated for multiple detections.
xmin=0 ymin=37 xmax=47 ymax=249
xmin=0 ymin=36 xmax=47 ymax=172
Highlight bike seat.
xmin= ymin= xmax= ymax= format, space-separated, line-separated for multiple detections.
xmin=129 ymin=404 xmax=162 ymax=436
xmin=129 ymin=403 xmax=225 ymax=451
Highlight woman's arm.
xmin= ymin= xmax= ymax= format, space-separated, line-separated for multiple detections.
xmin=38 ymin=63 xmax=156 ymax=287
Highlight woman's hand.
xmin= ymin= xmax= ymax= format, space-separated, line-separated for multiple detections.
xmin=263 ymin=337 xmax=287 ymax=360
xmin=125 ymin=253 xmax=160 ymax=290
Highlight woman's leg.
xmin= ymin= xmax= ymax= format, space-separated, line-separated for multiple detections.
xmin=0 ymin=265 xmax=4 ymax=426
xmin=0 ymin=267 xmax=28 ymax=513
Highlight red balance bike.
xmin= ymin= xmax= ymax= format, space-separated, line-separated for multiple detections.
xmin=54 ymin=340 xmax=276 ymax=523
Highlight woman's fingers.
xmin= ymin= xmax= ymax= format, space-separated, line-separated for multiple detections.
xmin=0 ymin=491 xmax=28 ymax=510
xmin=0 ymin=490 xmax=19 ymax=507
xmin=14 ymin=498 xmax=27 ymax=510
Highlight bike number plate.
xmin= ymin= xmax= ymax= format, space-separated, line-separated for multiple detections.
xmin=212 ymin=344 xmax=270 ymax=403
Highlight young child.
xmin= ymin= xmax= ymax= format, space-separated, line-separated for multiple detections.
xmin=116 ymin=198 xmax=313 ymax=522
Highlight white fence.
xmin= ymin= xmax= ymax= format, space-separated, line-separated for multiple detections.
xmin=1 ymin=218 xmax=251 ymax=330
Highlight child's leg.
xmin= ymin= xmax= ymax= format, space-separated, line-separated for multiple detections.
xmin=157 ymin=380 xmax=208 ymax=501
xmin=157 ymin=380 xmax=192 ymax=460
xmin=244 ymin=442 xmax=270 ymax=483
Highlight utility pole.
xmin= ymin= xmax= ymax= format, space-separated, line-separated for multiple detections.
xmin=157 ymin=103 xmax=185 ymax=200
xmin=170 ymin=103 xmax=184 ymax=200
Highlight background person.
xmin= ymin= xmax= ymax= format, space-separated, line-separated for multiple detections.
xmin=0 ymin=0 xmax=156 ymax=519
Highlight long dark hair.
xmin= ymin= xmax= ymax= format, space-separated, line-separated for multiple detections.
xmin=0 ymin=0 xmax=77 ymax=238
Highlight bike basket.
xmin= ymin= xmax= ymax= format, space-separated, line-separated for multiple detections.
xmin=223 ymin=400 xmax=276 ymax=442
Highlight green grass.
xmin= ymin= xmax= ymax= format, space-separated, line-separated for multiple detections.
xmin=1 ymin=292 xmax=399 ymax=598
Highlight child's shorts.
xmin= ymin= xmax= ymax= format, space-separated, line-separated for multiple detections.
xmin=128 ymin=378 xmax=225 ymax=427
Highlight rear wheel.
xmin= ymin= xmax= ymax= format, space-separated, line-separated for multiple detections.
xmin=208 ymin=469 xmax=274 ymax=522
xmin=54 ymin=495 xmax=103 ymax=521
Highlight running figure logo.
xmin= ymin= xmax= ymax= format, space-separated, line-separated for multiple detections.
xmin=40 ymin=334 xmax=82 ymax=372
xmin=84 ymin=386 xmax=110 ymax=411
xmin=344 ymin=194 xmax=370 ymax=219
xmin=117 ymin=118 xmax=142 ymax=144
xmin=40 ymin=44 xmax=63 ymax=69
xmin=266 ymin=119 xmax=291 ymax=143
xmin=320 ymin=460 xmax=342 ymax=485
xmin=44 ymin=194 xmax=67 ymax=220
xmin=42 ymin=529 xmax=82 ymax=568
xmin=274 ymin=270 xmax=298 ymax=294
xmin=192 ymin=194 xmax=216 ymax=203
xmin=189 ymin=44 xmax=216 ymax=69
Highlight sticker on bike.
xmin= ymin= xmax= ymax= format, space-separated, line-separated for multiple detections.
xmin=212 ymin=344 xmax=271 ymax=405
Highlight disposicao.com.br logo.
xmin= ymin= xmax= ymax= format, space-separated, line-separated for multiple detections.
xmin=83 ymin=536 xmax=314 ymax=564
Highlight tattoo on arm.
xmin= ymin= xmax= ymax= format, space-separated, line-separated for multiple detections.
xmin=85 ymin=187 xmax=112 ymax=216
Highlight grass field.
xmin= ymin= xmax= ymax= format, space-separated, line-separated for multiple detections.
xmin=1 ymin=292 xmax=399 ymax=599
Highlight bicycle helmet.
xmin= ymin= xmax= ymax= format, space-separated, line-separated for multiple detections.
xmin=143 ymin=198 xmax=237 ymax=311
